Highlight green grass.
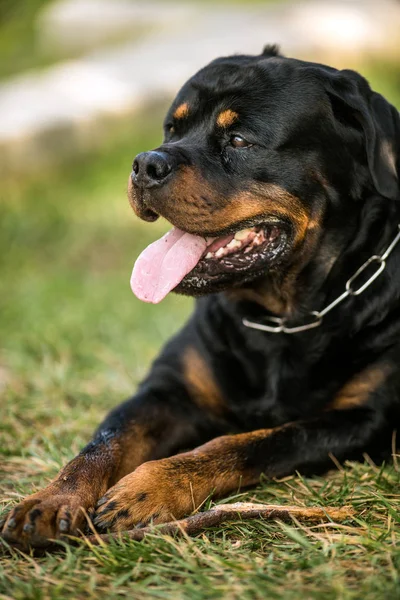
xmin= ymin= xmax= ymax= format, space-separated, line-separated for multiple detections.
xmin=1 ymin=67 xmax=400 ymax=599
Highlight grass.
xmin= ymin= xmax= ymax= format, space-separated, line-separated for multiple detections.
xmin=2 ymin=464 xmax=400 ymax=599
xmin=1 ymin=66 xmax=400 ymax=599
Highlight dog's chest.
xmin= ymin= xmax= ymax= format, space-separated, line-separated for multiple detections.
xmin=216 ymin=345 xmax=315 ymax=428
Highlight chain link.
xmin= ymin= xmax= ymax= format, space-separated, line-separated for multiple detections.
xmin=243 ymin=224 xmax=400 ymax=335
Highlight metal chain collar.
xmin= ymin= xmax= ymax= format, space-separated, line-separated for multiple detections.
xmin=242 ymin=224 xmax=400 ymax=335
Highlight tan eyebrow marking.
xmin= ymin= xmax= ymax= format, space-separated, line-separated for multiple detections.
xmin=173 ymin=102 xmax=190 ymax=120
xmin=216 ymin=109 xmax=239 ymax=128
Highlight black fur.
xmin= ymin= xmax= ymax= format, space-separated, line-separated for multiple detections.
xmin=107 ymin=50 xmax=400 ymax=482
xmin=121 ymin=49 xmax=400 ymax=471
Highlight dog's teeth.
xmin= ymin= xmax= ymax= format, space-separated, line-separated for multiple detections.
xmin=205 ymin=252 xmax=213 ymax=259
xmin=234 ymin=228 xmax=252 ymax=241
xmin=215 ymin=248 xmax=225 ymax=258
xmin=226 ymin=239 xmax=241 ymax=250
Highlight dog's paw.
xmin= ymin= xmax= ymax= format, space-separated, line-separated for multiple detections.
xmin=1 ymin=489 xmax=94 ymax=549
xmin=93 ymin=458 xmax=200 ymax=532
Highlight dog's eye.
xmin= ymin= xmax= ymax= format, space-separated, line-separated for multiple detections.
xmin=229 ymin=135 xmax=251 ymax=148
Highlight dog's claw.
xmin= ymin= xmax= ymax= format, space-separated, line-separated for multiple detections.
xmin=93 ymin=517 xmax=111 ymax=531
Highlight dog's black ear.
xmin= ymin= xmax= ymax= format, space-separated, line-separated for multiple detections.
xmin=261 ymin=44 xmax=281 ymax=58
xmin=326 ymin=69 xmax=399 ymax=200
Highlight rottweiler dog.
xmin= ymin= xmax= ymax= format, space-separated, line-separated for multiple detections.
xmin=2 ymin=45 xmax=400 ymax=548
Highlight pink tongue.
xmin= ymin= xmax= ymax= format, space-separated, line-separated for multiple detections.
xmin=131 ymin=228 xmax=210 ymax=303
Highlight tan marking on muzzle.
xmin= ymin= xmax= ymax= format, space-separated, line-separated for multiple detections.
xmin=214 ymin=184 xmax=310 ymax=245
xmin=146 ymin=166 xmax=310 ymax=242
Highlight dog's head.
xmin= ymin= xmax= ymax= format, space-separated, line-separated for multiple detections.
xmin=128 ymin=46 xmax=400 ymax=305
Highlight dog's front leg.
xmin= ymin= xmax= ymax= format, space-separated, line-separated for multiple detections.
xmin=1 ymin=342 xmax=228 ymax=548
xmin=93 ymin=406 xmax=388 ymax=532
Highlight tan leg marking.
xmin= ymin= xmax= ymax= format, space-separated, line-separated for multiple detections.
xmin=1 ymin=425 xmax=160 ymax=547
xmin=111 ymin=425 xmax=154 ymax=483
xmin=0 ymin=441 xmax=119 ymax=548
xmin=94 ymin=429 xmax=276 ymax=532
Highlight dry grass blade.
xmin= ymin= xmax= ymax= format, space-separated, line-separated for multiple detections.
xmin=85 ymin=502 xmax=355 ymax=545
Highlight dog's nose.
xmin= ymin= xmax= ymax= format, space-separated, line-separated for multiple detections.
xmin=132 ymin=151 xmax=172 ymax=188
